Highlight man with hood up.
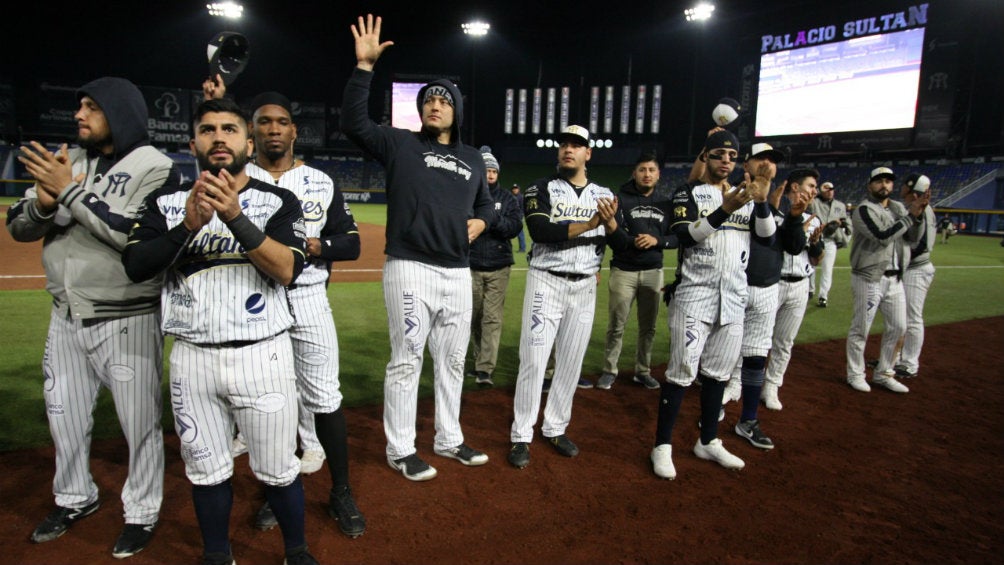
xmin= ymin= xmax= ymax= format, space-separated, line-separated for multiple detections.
xmin=341 ymin=15 xmax=494 ymax=482
xmin=8 ymin=76 xmax=178 ymax=558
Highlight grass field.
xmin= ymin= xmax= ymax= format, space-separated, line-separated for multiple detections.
xmin=2 ymin=202 xmax=1002 ymax=451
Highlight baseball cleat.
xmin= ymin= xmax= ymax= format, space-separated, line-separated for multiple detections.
xmin=434 ymin=443 xmax=489 ymax=466
xmin=693 ymin=438 xmax=745 ymax=470
xmin=475 ymin=371 xmax=494 ymax=387
xmin=651 ymin=444 xmax=676 ymax=480
xmin=112 ymin=522 xmax=157 ymax=558
xmin=893 ymin=364 xmax=917 ymax=378
xmin=283 ymin=547 xmax=320 ymax=565
xmin=873 ymin=375 xmax=909 ymax=393
xmin=735 ymin=419 xmax=775 ymax=450
xmin=546 ymin=434 xmax=579 ymax=457
xmin=508 ymin=442 xmax=530 ymax=469
xmin=31 ymin=500 xmax=101 ymax=543
xmin=847 ymin=376 xmax=871 ymax=392
xmin=576 ymin=377 xmax=594 ymax=389
xmin=388 ymin=453 xmax=438 ymax=481
xmin=817 ymin=297 xmax=828 ymax=307
xmin=201 ymin=552 xmax=236 ymax=565
xmin=329 ymin=486 xmax=366 ymax=538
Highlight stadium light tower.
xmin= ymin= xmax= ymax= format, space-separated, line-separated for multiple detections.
xmin=685 ymin=3 xmax=714 ymax=156
xmin=684 ymin=2 xmax=715 ymax=22
xmin=207 ymin=2 xmax=243 ymax=19
xmin=462 ymin=20 xmax=491 ymax=143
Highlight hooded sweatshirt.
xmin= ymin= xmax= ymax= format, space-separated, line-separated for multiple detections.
xmin=340 ymin=68 xmax=493 ymax=268
xmin=7 ymin=76 xmax=179 ymax=320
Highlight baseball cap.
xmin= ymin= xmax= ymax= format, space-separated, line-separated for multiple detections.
xmin=207 ymin=32 xmax=250 ymax=86
xmin=904 ymin=173 xmax=931 ymax=193
xmin=746 ymin=142 xmax=785 ymax=163
xmin=704 ymin=130 xmax=740 ymax=153
xmin=821 ymin=181 xmax=834 ymax=189
xmin=869 ymin=167 xmax=896 ymax=182
xmin=249 ymin=91 xmax=293 ymax=116
xmin=558 ymin=125 xmax=590 ymax=146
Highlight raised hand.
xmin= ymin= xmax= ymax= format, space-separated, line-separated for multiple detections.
xmin=351 ymin=14 xmax=395 ymax=71
xmin=722 ymin=184 xmax=752 ymax=213
xmin=202 ymin=73 xmax=226 ymax=101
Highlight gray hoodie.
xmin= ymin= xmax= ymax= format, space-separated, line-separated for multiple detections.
xmin=7 ymin=77 xmax=180 ymax=319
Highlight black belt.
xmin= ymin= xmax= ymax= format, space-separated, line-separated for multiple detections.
xmin=781 ymin=276 xmax=806 ymax=283
xmin=216 ymin=340 xmax=257 ymax=348
xmin=884 ymin=270 xmax=902 ymax=279
xmin=547 ymin=270 xmax=591 ymax=281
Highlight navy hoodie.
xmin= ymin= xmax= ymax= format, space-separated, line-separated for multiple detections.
xmin=340 ymin=68 xmax=494 ymax=268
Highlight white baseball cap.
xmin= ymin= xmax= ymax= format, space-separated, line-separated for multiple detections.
xmin=904 ymin=173 xmax=931 ymax=193
xmin=558 ymin=125 xmax=590 ymax=146
xmin=869 ymin=167 xmax=896 ymax=182
xmin=746 ymin=142 xmax=785 ymax=163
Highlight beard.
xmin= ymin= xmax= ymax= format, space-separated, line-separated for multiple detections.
xmin=197 ymin=145 xmax=249 ymax=177
xmin=77 ymin=130 xmax=112 ymax=153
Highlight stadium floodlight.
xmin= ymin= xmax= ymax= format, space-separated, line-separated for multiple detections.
xmin=462 ymin=21 xmax=490 ymax=36
xmin=684 ymin=2 xmax=714 ymax=21
xmin=207 ymin=2 xmax=243 ymax=19
xmin=536 ymin=139 xmax=546 ymax=148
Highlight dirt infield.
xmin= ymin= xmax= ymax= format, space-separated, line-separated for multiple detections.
xmin=3 ymin=316 xmax=1002 ymax=565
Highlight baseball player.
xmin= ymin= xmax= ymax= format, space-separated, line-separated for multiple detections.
xmin=341 ymin=15 xmax=494 ymax=481
xmin=808 ymin=181 xmax=851 ymax=307
xmin=761 ymin=169 xmax=824 ymax=412
xmin=845 ymin=167 xmax=928 ymax=394
xmin=717 ymin=146 xmax=809 ymax=450
xmin=596 ymin=151 xmax=678 ymax=391
xmin=202 ymin=78 xmax=367 ymax=536
xmin=650 ymin=130 xmax=776 ymax=480
xmin=507 ymin=124 xmax=625 ymax=469
xmin=7 ymin=77 xmax=173 ymax=558
xmin=895 ymin=173 xmax=937 ymax=378
xmin=122 ymin=97 xmax=319 ymax=565
xmin=467 ymin=146 xmax=523 ymax=387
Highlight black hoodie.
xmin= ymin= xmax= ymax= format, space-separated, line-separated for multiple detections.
xmin=76 ymin=77 xmax=152 ymax=170
xmin=341 ymin=69 xmax=494 ymax=268
xmin=610 ymin=180 xmax=678 ymax=271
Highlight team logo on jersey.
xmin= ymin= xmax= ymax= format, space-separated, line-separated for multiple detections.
xmin=94 ymin=172 xmax=132 ymax=198
xmin=674 ymin=206 xmax=687 ymax=218
xmin=245 ymin=293 xmax=266 ymax=314
xmin=302 ymin=199 xmax=325 ymax=222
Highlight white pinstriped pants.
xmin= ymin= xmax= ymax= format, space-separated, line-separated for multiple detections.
xmin=382 ymin=258 xmax=472 ymax=459
xmin=170 ymin=334 xmax=300 ymax=486
xmin=43 ymin=309 xmax=164 ymax=524
xmin=511 ymin=269 xmax=596 ymax=443
xmin=766 ymin=277 xmax=810 ymax=388
xmin=900 ymin=263 xmax=935 ymax=374
xmin=665 ymin=302 xmax=743 ymax=386
xmin=815 ymin=240 xmax=838 ymax=299
xmin=846 ymin=273 xmax=906 ymax=380
xmin=288 ymin=285 xmax=343 ymax=452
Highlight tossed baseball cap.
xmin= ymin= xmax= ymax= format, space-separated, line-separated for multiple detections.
xmin=904 ymin=172 xmax=931 ymax=193
xmin=746 ymin=142 xmax=785 ymax=163
xmin=207 ymin=32 xmax=250 ymax=86
xmin=558 ymin=125 xmax=590 ymax=146
xmin=869 ymin=166 xmax=896 ymax=182
xmin=704 ymin=129 xmax=740 ymax=153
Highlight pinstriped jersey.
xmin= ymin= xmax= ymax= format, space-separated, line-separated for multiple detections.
xmin=525 ymin=176 xmax=614 ymax=275
xmin=131 ymin=178 xmax=307 ymax=344
xmin=669 ymin=182 xmax=757 ymax=325
xmin=246 ymin=162 xmax=358 ymax=287
xmin=781 ymin=213 xmax=822 ymax=279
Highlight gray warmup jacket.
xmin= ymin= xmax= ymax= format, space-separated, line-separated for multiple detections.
xmin=6 ymin=77 xmax=179 ymax=320
xmin=849 ymin=195 xmax=923 ymax=283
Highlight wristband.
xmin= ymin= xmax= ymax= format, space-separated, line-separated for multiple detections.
xmin=226 ymin=213 xmax=267 ymax=251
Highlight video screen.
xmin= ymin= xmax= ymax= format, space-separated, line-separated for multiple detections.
xmin=391 ymin=82 xmax=425 ymax=132
xmin=754 ymin=27 xmax=926 ymax=137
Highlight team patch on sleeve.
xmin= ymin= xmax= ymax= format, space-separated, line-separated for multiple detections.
xmin=674 ymin=206 xmax=687 ymax=218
